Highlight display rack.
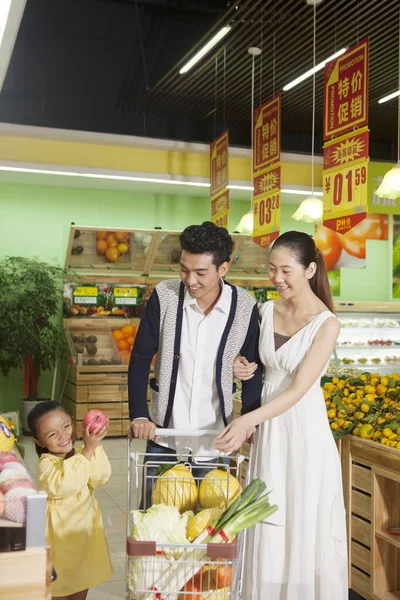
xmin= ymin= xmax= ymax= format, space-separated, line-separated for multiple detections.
xmin=341 ymin=436 xmax=400 ymax=600
xmin=0 ymin=450 xmax=49 ymax=600
xmin=332 ymin=302 xmax=400 ymax=376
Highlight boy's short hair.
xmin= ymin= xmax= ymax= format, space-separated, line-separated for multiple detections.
xmin=180 ymin=221 xmax=234 ymax=268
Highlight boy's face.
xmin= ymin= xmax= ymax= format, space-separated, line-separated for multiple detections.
xmin=180 ymin=251 xmax=229 ymax=306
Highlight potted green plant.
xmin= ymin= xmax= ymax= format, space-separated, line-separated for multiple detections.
xmin=0 ymin=257 xmax=66 ymax=432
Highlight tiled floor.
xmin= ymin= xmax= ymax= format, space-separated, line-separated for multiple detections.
xmin=21 ymin=435 xmax=146 ymax=600
xmin=21 ymin=436 xmax=362 ymax=600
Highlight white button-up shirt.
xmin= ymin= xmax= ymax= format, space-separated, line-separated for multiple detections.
xmin=158 ymin=281 xmax=232 ymax=459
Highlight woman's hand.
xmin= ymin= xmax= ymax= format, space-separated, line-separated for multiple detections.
xmin=214 ymin=416 xmax=255 ymax=453
xmin=233 ymin=356 xmax=258 ymax=381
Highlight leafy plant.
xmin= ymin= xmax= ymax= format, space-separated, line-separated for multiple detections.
xmin=0 ymin=257 xmax=66 ymax=401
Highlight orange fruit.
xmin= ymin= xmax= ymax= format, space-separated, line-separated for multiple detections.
xmin=115 ymin=231 xmax=129 ymax=243
xmin=96 ymin=231 xmax=109 ymax=240
xmin=96 ymin=240 xmax=108 ymax=255
xmin=112 ymin=330 xmax=124 ymax=341
xmin=121 ymin=324 xmax=135 ymax=337
xmin=105 ymin=247 xmax=120 ymax=262
xmin=127 ymin=335 xmax=136 ymax=345
xmin=117 ymin=339 xmax=130 ymax=351
xmin=117 ymin=243 xmax=129 ymax=255
xmin=106 ymin=234 xmax=118 ymax=248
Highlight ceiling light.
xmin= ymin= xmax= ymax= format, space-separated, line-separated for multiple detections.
xmin=0 ymin=0 xmax=26 ymax=93
xmin=375 ymin=164 xmax=400 ymax=199
xmin=179 ymin=26 xmax=231 ymax=75
xmin=379 ymin=90 xmax=400 ymax=104
xmin=376 ymin=3 xmax=400 ymax=200
xmin=234 ymin=209 xmax=253 ymax=234
xmin=0 ymin=165 xmax=211 ymax=187
xmin=283 ymin=48 xmax=347 ymax=91
xmin=281 ymin=188 xmax=323 ymax=196
xmin=227 ymin=184 xmax=253 ymax=191
xmin=291 ymin=196 xmax=323 ymax=223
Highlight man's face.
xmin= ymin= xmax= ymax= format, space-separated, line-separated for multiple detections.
xmin=180 ymin=251 xmax=229 ymax=304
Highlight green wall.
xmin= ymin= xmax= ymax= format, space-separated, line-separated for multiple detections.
xmin=0 ymin=182 xmax=392 ymax=412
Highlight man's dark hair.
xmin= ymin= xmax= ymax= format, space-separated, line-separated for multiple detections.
xmin=180 ymin=221 xmax=234 ymax=267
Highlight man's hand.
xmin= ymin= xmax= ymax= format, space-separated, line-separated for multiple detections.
xmin=130 ymin=419 xmax=159 ymax=441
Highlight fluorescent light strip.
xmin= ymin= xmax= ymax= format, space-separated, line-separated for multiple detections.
xmin=179 ymin=26 xmax=231 ymax=75
xmin=283 ymin=48 xmax=347 ymax=91
xmin=0 ymin=165 xmax=323 ymax=196
xmin=379 ymin=90 xmax=400 ymax=104
xmin=281 ymin=188 xmax=323 ymax=196
xmin=0 ymin=165 xmax=209 ymax=187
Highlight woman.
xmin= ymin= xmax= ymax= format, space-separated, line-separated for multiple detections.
xmin=215 ymin=231 xmax=347 ymax=600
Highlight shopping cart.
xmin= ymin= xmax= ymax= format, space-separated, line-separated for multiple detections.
xmin=125 ymin=429 xmax=252 ymax=600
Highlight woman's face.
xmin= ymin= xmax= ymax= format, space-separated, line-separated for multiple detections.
xmin=268 ymin=246 xmax=315 ymax=300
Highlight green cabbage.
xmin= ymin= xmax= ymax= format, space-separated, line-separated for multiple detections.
xmin=128 ymin=504 xmax=193 ymax=598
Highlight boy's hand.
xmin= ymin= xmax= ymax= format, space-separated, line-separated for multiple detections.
xmin=130 ymin=419 xmax=159 ymax=442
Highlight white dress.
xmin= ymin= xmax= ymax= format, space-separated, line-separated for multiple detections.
xmin=243 ymin=301 xmax=348 ymax=600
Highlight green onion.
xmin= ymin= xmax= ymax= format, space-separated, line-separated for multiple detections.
xmin=139 ymin=478 xmax=278 ymax=599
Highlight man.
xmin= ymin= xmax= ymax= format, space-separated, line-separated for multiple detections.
xmin=128 ymin=221 xmax=262 ymax=505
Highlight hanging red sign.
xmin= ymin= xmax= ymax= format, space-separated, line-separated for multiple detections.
xmin=210 ymin=130 xmax=229 ymax=196
xmin=253 ymin=95 xmax=281 ymax=174
xmin=252 ymin=164 xmax=281 ymax=248
xmin=323 ymin=39 xmax=369 ymax=141
xmin=323 ymin=127 xmax=369 ymax=171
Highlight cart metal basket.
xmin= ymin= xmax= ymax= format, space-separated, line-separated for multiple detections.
xmin=125 ymin=429 xmax=252 ymax=600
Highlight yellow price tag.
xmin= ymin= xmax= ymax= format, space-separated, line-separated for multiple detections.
xmin=114 ymin=287 xmax=137 ymax=298
xmin=74 ymin=287 xmax=98 ymax=297
xmin=323 ymin=159 xmax=368 ymax=218
xmin=267 ymin=290 xmax=280 ymax=300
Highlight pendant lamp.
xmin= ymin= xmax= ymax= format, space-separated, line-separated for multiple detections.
xmin=292 ymin=0 xmax=323 ymax=223
xmin=375 ymin=9 xmax=400 ymax=200
xmin=234 ymin=47 xmax=261 ymax=234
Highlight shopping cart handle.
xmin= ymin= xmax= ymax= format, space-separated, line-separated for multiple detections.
xmin=154 ymin=428 xmax=218 ymax=438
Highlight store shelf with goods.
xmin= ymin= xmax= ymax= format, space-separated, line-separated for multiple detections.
xmin=341 ymin=437 xmax=400 ymax=600
xmin=64 ymin=225 xmax=271 ymax=285
xmin=331 ymin=303 xmax=400 ymax=376
xmin=0 ymin=448 xmax=51 ymax=600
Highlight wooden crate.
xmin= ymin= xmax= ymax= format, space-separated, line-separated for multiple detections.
xmin=341 ymin=437 xmax=400 ymax=600
xmin=0 ymin=547 xmax=50 ymax=600
xmin=62 ymin=364 xmax=152 ymax=438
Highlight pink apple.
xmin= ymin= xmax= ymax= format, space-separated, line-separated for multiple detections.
xmin=0 ymin=490 xmax=5 ymax=517
xmin=82 ymin=409 xmax=109 ymax=433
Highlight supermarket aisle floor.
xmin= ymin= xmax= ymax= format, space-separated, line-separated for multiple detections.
xmin=22 ymin=435 xmax=145 ymax=600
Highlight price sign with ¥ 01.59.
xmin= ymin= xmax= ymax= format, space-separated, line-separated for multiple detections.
xmin=323 ymin=159 xmax=368 ymax=219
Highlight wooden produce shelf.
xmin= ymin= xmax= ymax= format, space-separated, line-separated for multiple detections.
xmin=341 ymin=437 xmax=400 ymax=600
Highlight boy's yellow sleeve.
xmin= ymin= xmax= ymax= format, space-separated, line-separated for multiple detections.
xmin=37 ymin=453 xmax=91 ymax=498
xmin=88 ymin=446 xmax=112 ymax=489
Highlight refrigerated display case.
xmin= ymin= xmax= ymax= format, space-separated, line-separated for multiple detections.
xmin=332 ymin=302 xmax=400 ymax=375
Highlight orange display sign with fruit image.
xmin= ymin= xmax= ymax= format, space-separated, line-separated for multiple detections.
xmin=314 ymin=214 xmax=388 ymax=295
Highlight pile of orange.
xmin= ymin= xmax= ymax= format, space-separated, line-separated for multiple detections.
xmin=112 ymin=324 xmax=138 ymax=363
xmin=96 ymin=231 xmax=129 ymax=263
